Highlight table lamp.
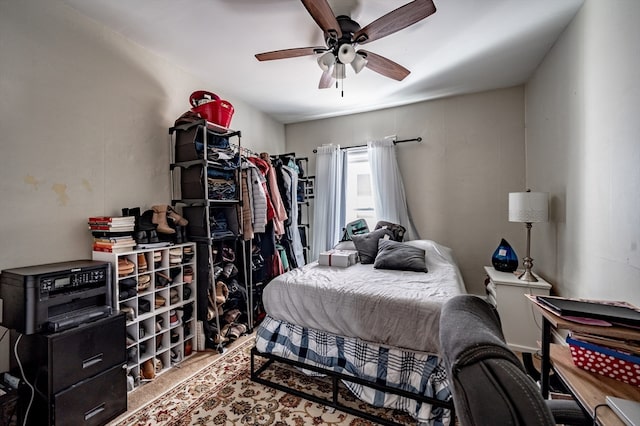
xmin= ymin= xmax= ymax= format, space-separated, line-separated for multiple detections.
xmin=508 ymin=190 xmax=548 ymax=282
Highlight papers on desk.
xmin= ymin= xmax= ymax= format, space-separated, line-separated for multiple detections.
xmin=536 ymin=295 xmax=640 ymax=328
xmin=606 ymin=396 xmax=640 ymax=426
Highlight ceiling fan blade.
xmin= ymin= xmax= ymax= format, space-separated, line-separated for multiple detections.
xmin=318 ymin=69 xmax=334 ymax=89
xmin=354 ymin=0 xmax=436 ymax=44
xmin=359 ymin=50 xmax=410 ymax=81
xmin=255 ymin=47 xmax=324 ymax=61
xmin=301 ymin=0 xmax=342 ymax=39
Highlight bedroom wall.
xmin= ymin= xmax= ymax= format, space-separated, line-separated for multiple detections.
xmin=525 ymin=0 xmax=640 ymax=304
xmin=285 ymin=87 xmax=527 ymax=297
xmin=0 ymin=0 xmax=285 ymax=372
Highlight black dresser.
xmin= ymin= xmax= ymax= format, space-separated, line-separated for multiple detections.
xmin=11 ymin=313 xmax=127 ymax=425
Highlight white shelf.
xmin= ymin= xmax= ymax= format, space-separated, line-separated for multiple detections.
xmin=93 ymin=242 xmax=196 ymax=391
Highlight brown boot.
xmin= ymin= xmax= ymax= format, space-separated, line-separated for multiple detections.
xmin=152 ymin=205 xmax=175 ymax=234
xmin=167 ymin=206 xmax=188 ymax=226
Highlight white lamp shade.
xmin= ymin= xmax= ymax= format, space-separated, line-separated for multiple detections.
xmin=337 ymin=44 xmax=356 ymax=64
xmin=351 ymin=52 xmax=367 ymax=73
xmin=332 ymin=62 xmax=346 ymax=79
xmin=317 ymin=52 xmax=335 ymax=71
xmin=509 ymin=192 xmax=549 ymax=223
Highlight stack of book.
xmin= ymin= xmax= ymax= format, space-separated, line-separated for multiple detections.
xmin=536 ymin=295 xmax=640 ymax=386
xmin=88 ymin=216 xmax=135 ymax=233
xmin=89 ymin=216 xmax=136 ymax=253
xmin=92 ymin=235 xmax=137 ymax=253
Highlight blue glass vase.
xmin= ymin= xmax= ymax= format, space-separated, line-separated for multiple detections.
xmin=492 ymin=238 xmax=518 ymax=272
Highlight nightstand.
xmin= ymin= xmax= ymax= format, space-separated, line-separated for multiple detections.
xmin=484 ymin=266 xmax=551 ymax=353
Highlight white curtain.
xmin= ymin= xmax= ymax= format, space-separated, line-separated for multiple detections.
xmin=368 ymin=139 xmax=420 ymax=241
xmin=311 ymin=144 xmax=343 ymax=260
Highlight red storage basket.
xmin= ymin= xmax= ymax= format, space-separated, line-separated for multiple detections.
xmin=189 ymin=91 xmax=234 ymax=128
xmin=567 ymin=336 xmax=640 ymax=386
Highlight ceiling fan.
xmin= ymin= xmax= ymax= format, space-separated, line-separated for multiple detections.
xmin=255 ymin=0 xmax=437 ymax=89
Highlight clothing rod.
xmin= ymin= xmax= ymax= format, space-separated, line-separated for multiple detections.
xmin=312 ymin=137 xmax=422 ymax=153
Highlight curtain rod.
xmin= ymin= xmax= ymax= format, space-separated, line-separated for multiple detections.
xmin=312 ymin=137 xmax=422 ymax=153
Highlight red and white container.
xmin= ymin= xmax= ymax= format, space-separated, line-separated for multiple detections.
xmin=189 ymin=90 xmax=234 ymax=128
xmin=567 ymin=336 xmax=640 ymax=387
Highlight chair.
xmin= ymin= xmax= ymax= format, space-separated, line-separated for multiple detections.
xmin=439 ymin=295 xmax=589 ymax=426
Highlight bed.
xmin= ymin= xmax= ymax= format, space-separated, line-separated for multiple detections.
xmin=251 ymin=239 xmax=466 ymax=425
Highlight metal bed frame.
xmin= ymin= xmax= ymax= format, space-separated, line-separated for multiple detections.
xmin=250 ymin=346 xmax=455 ymax=426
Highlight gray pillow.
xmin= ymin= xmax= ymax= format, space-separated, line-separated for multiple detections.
xmin=352 ymin=228 xmax=394 ymax=264
xmin=374 ymin=221 xmax=406 ymax=242
xmin=373 ymin=239 xmax=428 ymax=272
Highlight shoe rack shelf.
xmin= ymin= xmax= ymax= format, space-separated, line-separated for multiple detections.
xmin=169 ymin=119 xmax=253 ymax=353
xmin=92 ymin=242 xmax=196 ymax=392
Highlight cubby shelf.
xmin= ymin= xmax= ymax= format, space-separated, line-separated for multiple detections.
xmin=93 ymin=242 xmax=196 ymax=391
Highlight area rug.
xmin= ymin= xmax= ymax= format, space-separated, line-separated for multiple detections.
xmin=111 ymin=337 xmax=417 ymax=426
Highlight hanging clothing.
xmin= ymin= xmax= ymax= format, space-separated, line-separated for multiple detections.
xmin=282 ymin=165 xmax=306 ymax=267
xmin=241 ymin=168 xmax=253 ymax=240
xmin=243 ymin=160 xmax=268 ymax=233
xmin=260 ymin=153 xmax=288 ymax=236
xmin=247 ymin=156 xmax=275 ymax=223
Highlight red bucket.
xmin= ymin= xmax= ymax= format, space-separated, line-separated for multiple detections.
xmin=189 ymin=91 xmax=234 ymax=128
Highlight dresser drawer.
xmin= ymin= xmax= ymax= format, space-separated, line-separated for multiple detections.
xmin=52 ymin=362 xmax=127 ymax=426
xmin=48 ymin=313 xmax=126 ymax=393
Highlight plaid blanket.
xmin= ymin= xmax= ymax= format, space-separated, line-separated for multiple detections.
xmin=256 ymin=316 xmax=452 ymax=426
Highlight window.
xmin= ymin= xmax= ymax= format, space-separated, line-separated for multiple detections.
xmin=344 ymin=148 xmax=377 ymax=230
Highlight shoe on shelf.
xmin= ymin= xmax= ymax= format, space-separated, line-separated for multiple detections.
xmin=167 ymin=206 xmax=189 ymax=226
xmin=169 ymin=310 xmax=181 ymax=327
xmin=141 ymin=359 xmax=155 ymax=380
xmin=137 ymin=274 xmax=151 ymax=291
xmin=183 ymin=265 xmax=193 ymax=283
xmin=155 ymin=272 xmax=171 ymax=288
xmin=170 ymin=288 xmax=179 ymax=305
xmin=118 ymin=258 xmax=135 ymax=276
xmin=155 ymin=316 xmax=164 ymax=333
xmin=138 ymin=253 xmax=148 ymax=272
xmin=152 ymin=205 xmax=176 ymax=234
xmin=155 ymin=294 xmax=166 ymax=308
xmin=120 ymin=306 xmax=135 ymax=322
xmin=183 ymin=285 xmax=192 ymax=300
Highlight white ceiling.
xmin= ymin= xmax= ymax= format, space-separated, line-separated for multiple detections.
xmin=59 ymin=0 xmax=583 ymax=124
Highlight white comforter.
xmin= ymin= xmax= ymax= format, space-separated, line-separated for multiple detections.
xmin=262 ymin=240 xmax=466 ymax=354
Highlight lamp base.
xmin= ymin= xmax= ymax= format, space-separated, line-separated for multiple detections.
xmin=518 ymin=269 xmax=538 ymax=282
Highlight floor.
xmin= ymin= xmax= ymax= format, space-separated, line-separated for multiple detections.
xmin=123 ymin=333 xmax=255 ymax=413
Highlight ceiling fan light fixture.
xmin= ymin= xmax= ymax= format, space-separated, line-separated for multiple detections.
xmin=317 ymin=51 xmax=335 ymax=71
xmin=351 ymin=52 xmax=367 ymax=73
xmin=332 ymin=62 xmax=346 ymax=80
xmin=337 ymin=44 xmax=356 ymax=64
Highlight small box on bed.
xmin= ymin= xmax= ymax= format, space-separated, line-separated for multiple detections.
xmin=318 ymin=249 xmax=358 ymax=267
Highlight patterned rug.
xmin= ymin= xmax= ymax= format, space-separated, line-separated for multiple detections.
xmin=111 ymin=338 xmax=417 ymax=426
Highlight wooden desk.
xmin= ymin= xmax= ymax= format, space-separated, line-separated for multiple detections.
xmin=527 ymin=295 xmax=640 ymax=425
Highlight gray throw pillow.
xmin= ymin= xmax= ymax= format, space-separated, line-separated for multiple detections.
xmin=374 ymin=221 xmax=407 ymax=242
xmin=373 ymin=239 xmax=428 ymax=272
xmin=352 ymin=228 xmax=394 ymax=264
